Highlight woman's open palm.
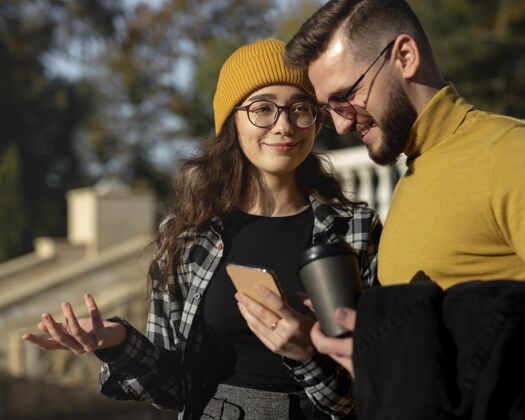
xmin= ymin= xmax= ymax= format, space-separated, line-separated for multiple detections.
xmin=22 ymin=293 xmax=126 ymax=355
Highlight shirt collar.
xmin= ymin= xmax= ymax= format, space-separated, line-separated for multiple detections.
xmin=309 ymin=195 xmax=354 ymax=243
xmin=206 ymin=196 xmax=354 ymax=243
xmin=404 ymin=84 xmax=474 ymax=160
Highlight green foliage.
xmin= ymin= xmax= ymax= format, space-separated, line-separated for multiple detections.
xmin=85 ymin=0 xmax=281 ymax=192
xmin=178 ymin=37 xmax=241 ymax=138
xmin=117 ymin=0 xmax=279 ymax=121
xmin=408 ymin=0 xmax=525 ymax=116
xmin=275 ymin=0 xmax=325 ymax=40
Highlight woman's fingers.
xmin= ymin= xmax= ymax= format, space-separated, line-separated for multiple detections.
xmin=22 ymin=334 xmax=69 ymax=350
xmin=236 ymin=300 xmax=282 ymax=349
xmin=84 ymin=294 xmax=104 ymax=333
xmin=38 ymin=321 xmax=48 ymax=333
xmin=38 ymin=320 xmax=71 ymax=335
xmin=40 ymin=313 xmax=85 ymax=355
xmin=61 ymin=302 xmax=96 ymax=352
xmin=296 ymin=291 xmax=314 ymax=313
xmin=236 ymin=303 xmax=278 ymax=347
xmin=236 ymin=291 xmax=315 ymax=362
xmin=253 ymin=285 xmax=295 ymax=319
xmin=236 ymin=295 xmax=278 ymax=331
xmin=22 ymin=294 xmax=121 ymax=354
xmin=235 ymin=292 xmax=282 ymax=330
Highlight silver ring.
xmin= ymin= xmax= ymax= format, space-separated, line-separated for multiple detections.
xmin=270 ymin=320 xmax=279 ymax=330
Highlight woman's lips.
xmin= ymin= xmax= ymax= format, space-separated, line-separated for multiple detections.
xmin=264 ymin=142 xmax=299 ymax=152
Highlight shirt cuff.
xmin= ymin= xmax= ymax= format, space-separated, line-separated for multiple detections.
xmin=283 ymin=352 xmax=337 ymax=387
xmin=94 ymin=316 xmax=147 ymax=372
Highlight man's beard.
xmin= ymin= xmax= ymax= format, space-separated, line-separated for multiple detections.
xmin=368 ymin=77 xmax=417 ymax=166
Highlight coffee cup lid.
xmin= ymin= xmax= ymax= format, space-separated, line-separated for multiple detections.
xmin=299 ymin=242 xmax=358 ymax=268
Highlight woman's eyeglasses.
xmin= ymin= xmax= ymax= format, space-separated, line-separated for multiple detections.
xmin=235 ymin=100 xmax=320 ymax=129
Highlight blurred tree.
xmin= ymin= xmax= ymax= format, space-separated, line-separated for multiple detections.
xmin=83 ymin=0 xmax=281 ymax=205
xmin=2 ymin=0 xmax=523 ymax=261
xmin=0 ymin=0 xmax=124 ymax=260
xmin=0 ymin=145 xmax=26 ymax=261
xmin=409 ymin=0 xmax=525 ymax=116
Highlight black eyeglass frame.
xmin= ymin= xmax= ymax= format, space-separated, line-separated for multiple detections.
xmin=234 ymin=100 xmax=321 ymax=129
xmin=324 ymin=38 xmax=397 ymax=122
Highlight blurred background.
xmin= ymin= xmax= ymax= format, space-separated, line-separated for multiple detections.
xmin=0 ymin=0 xmax=524 ymax=418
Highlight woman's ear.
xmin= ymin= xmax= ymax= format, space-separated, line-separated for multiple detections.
xmin=391 ymin=34 xmax=420 ymax=80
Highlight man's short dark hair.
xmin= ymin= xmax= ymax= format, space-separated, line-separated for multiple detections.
xmin=285 ymin=0 xmax=433 ymax=68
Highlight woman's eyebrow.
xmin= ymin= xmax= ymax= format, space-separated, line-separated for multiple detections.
xmin=290 ymin=93 xmax=313 ymax=101
xmin=246 ymin=93 xmax=277 ymax=102
xmin=245 ymin=92 xmax=314 ymax=103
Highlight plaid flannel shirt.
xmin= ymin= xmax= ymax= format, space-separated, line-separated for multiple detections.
xmin=96 ymin=196 xmax=382 ymax=420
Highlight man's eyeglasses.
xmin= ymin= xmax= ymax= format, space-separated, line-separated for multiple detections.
xmin=235 ymin=100 xmax=320 ymax=129
xmin=323 ymin=39 xmax=396 ymax=131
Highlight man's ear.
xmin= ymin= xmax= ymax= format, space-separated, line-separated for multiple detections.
xmin=391 ymin=34 xmax=420 ymax=80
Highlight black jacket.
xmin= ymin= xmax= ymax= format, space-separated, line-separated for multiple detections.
xmin=353 ymin=280 xmax=525 ymax=420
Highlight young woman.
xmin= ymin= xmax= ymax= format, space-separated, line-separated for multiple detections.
xmin=23 ymin=39 xmax=382 ymax=419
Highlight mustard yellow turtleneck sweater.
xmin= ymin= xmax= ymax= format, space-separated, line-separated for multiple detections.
xmin=378 ymin=85 xmax=525 ymax=288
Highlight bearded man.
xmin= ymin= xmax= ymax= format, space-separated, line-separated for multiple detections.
xmin=285 ymin=0 xmax=525 ymax=383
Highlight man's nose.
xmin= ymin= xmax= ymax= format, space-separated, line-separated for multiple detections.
xmin=332 ymin=112 xmax=354 ymax=135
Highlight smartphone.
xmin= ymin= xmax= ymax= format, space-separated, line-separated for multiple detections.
xmin=226 ymin=263 xmax=286 ymax=309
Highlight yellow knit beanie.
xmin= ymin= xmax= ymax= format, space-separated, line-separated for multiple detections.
xmin=213 ymin=38 xmax=317 ymax=135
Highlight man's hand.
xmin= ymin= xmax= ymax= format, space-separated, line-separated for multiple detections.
xmin=310 ymin=307 xmax=356 ymax=377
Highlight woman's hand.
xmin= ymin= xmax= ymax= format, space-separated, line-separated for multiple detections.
xmin=235 ymin=285 xmax=315 ymax=363
xmin=22 ymin=293 xmax=127 ymax=355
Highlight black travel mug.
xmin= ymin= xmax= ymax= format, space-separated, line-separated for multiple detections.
xmin=298 ymin=242 xmax=362 ymax=337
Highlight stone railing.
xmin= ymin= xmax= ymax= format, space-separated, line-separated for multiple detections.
xmin=322 ymin=146 xmax=407 ymax=221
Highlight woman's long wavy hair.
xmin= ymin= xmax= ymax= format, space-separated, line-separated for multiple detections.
xmin=148 ymin=115 xmax=357 ymax=291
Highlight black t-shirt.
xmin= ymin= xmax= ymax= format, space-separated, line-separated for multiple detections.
xmin=202 ymin=206 xmax=313 ymax=392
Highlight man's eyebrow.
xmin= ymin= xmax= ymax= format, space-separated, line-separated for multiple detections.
xmin=321 ymin=85 xmax=355 ymax=106
xmin=330 ymin=86 xmax=352 ymax=99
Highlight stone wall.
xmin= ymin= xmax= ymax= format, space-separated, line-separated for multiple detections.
xmin=0 ymin=186 xmax=175 ymax=419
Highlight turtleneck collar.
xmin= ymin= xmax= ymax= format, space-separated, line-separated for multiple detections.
xmin=403 ymin=84 xmax=474 ymax=161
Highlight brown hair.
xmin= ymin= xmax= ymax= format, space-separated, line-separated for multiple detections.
xmin=148 ymin=116 xmax=355 ymax=291
xmin=285 ymin=0 xmax=434 ymax=67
